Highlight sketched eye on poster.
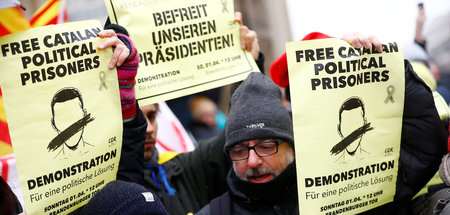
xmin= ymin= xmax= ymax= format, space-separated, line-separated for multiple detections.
xmin=286 ymin=38 xmax=404 ymax=214
xmin=0 ymin=20 xmax=122 ymax=214
xmin=104 ymin=0 xmax=260 ymax=106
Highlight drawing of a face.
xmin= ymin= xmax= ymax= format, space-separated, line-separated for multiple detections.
xmin=48 ymin=88 xmax=94 ymax=153
xmin=52 ymin=96 xmax=85 ymax=149
xmin=338 ymin=99 xmax=365 ymax=155
xmin=331 ymin=97 xmax=374 ymax=158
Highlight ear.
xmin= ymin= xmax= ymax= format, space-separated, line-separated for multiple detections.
xmin=337 ymin=123 xmax=343 ymax=138
xmin=51 ymin=117 xmax=59 ymax=132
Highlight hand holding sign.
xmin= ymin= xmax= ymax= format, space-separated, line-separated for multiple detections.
xmin=104 ymin=0 xmax=260 ymax=105
xmin=0 ymin=20 xmax=123 ymax=214
xmin=97 ymin=30 xmax=130 ymax=69
xmin=235 ymin=12 xmax=259 ymax=60
xmin=341 ymin=33 xmax=383 ymax=53
xmin=286 ymin=32 xmax=404 ymax=214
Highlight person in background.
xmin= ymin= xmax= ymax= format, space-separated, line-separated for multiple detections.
xmin=413 ymin=2 xmax=450 ymax=103
xmin=188 ymin=95 xmax=220 ymax=142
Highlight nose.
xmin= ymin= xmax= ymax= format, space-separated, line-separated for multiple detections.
xmin=247 ymin=149 xmax=263 ymax=168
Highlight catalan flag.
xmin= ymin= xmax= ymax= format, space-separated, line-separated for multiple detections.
xmin=0 ymin=5 xmax=29 ymax=155
xmin=30 ymin=0 xmax=67 ymax=27
xmin=0 ymin=6 xmax=30 ymax=36
xmin=0 ymin=88 xmax=12 ymax=156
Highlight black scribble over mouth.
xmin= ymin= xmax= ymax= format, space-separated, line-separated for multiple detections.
xmin=330 ymin=123 xmax=374 ymax=155
xmin=47 ymin=113 xmax=95 ymax=152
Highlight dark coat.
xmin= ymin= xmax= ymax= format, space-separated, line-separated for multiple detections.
xmin=144 ymin=130 xmax=231 ymax=215
xmin=196 ymin=162 xmax=298 ymax=215
xmin=364 ymin=60 xmax=447 ymax=214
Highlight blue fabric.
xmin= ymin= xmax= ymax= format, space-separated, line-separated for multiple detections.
xmin=158 ymin=165 xmax=176 ymax=196
xmin=144 ymin=153 xmax=176 ymax=196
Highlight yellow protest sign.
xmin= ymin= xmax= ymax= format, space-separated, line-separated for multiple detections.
xmin=104 ymin=0 xmax=260 ymax=105
xmin=0 ymin=20 xmax=122 ymax=214
xmin=286 ymin=38 xmax=405 ymax=214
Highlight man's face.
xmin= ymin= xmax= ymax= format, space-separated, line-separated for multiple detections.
xmin=53 ymin=99 xmax=84 ymax=148
xmin=232 ymin=139 xmax=294 ymax=183
xmin=340 ymin=107 xmax=364 ymax=152
xmin=198 ymin=106 xmax=217 ymax=128
xmin=140 ymin=104 xmax=158 ymax=161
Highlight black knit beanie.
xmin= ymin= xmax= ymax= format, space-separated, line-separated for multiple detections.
xmin=80 ymin=180 xmax=168 ymax=215
xmin=224 ymin=72 xmax=294 ymax=151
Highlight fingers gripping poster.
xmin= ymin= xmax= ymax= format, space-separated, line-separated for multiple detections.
xmin=286 ymin=39 xmax=404 ymax=214
xmin=0 ymin=20 xmax=123 ymax=214
xmin=104 ymin=0 xmax=260 ymax=105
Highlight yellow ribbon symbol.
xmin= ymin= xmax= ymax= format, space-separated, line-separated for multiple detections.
xmin=384 ymin=85 xmax=395 ymax=103
xmin=99 ymin=71 xmax=108 ymax=90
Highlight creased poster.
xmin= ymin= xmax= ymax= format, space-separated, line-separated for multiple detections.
xmin=0 ymin=20 xmax=122 ymax=214
xmin=104 ymin=0 xmax=260 ymax=105
xmin=286 ymin=38 xmax=405 ymax=214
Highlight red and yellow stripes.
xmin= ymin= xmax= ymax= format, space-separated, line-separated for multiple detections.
xmin=30 ymin=0 xmax=67 ymax=27
xmin=0 ymin=6 xmax=28 ymax=155
xmin=0 ymin=88 xmax=13 ymax=156
xmin=0 ymin=7 xmax=30 ymax=36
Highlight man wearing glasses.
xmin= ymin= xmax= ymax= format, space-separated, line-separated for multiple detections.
xmin=196 ymin=72 xmax=298 ymax=214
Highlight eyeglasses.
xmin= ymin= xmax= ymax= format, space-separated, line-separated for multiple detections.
xmin=228 ymin=140 xmax=283 ymax=161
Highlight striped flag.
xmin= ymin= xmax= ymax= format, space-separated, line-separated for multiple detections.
xmin=0 ymin=88 xmax=12 ymax=156
xmin=30 ymin=0 xmax=67 ymax=27
xmin=0 ymin=6 xmax=30 ymax=36
xmin=156 ymin=102 xmax=195 ymax=154
xmin=0 ymin=5 xmax=29 ymax=155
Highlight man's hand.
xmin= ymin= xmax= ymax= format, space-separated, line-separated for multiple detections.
xmin=342 ymin=33 xmax=383 ymax=53
xmin=235 ymin=12 xmax=260 ymax=60
xmin=97 ymin=30 xmax=130 ymax=69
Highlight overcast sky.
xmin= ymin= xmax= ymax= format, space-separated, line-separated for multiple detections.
xmin=286 ymin=0 xmax=450 ymax=45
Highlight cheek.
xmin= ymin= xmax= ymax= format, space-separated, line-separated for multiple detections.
xmin=265 ymin=156 xmax=283 ymax=171
xmin=268 ymin=149 xmax=293 ymax=174
xmin=153 ymin=121 xmax=158 ymax=136
xmin=233 ymin=161 xmax=248 ymax=175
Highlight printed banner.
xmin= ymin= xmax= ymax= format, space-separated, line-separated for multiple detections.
xmin=104 ymin=0 xmax=260 ymax=105
xmin=0 ymin=20 xmax=123 ymax=214
xmin=286 ymin=38 xmax=405 ymax=214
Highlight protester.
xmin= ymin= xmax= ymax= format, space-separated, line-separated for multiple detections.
xmin=135 ymin=12 xmax=265 ymax=215
xmin=269 ymin=32 xmax=446 ymax=214
xmin=195 ymin=33 xmax=385 ymax=214
xmin=196 ymin=71 xmax=297 ymax=214
xmin=188 ymin=95 xmax=220 ymax=142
